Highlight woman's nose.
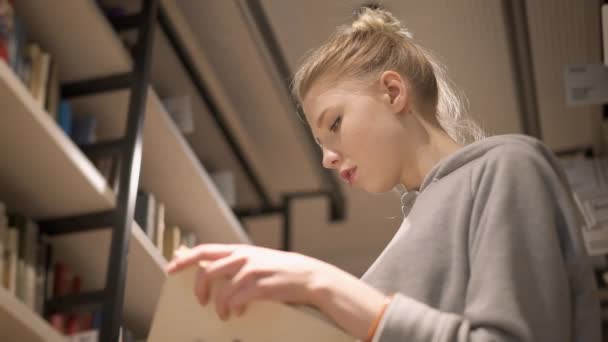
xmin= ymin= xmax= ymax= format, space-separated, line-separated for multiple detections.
xmin=322 ymin=148 xmax=340 ymax=169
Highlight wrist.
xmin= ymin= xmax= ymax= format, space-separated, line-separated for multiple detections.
xmin=302 ymin=262 xmax=391 ymax=340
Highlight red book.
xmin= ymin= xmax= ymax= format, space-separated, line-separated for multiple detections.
xmin=80 ymin=312 xmax=93 ymax=331
xmin=52 ymin=262 xmax=72 ymax=297
xmin=71 ymin=275 xmax=82 ymax=293
xmin=48 ymin=313 xmax=65 ymax=334
xmin=66 ymin=315 xmax=80 ymax=335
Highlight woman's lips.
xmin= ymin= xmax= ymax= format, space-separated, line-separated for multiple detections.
xmin=340 ymin=167 xmax=357 ymax=185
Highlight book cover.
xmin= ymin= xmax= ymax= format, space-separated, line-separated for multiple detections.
xmin=45 ymin=58 xmax=60 ymax=119
xmin=71 ymin=115 xmax=97 ymax=145
xmin=154 ymin=201 xmax=165 ymax=252
xmin=147 ymin=264 xmax=354 ymax=342
xmin=162 ymin=226 xmax=181 ymax=261
xmin=0 ymin=0 xmax=14 ymax=64
xmin=180 ymin=230 xmax=197 ymax=249
xmin=58 ymin=100 xmax=73 ymax=136
xmin=5 ymin=226 xmax=18 ymax=294
xmin=0 ymin=202 xmax=6 ymax=287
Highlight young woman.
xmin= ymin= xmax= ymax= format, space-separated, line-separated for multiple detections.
xmin=167 ymin=7 xmax=601 ymax=342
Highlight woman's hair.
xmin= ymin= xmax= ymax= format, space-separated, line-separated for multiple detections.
xmin=291 ymin=6 xmax=485 ymax=145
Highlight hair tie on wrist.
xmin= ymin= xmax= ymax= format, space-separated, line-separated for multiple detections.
xmin=364 ymin=294 xmax=395 ymax=342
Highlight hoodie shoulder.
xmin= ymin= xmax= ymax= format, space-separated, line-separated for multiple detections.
xmin=468 ymin=135 xmax=562 ymax=193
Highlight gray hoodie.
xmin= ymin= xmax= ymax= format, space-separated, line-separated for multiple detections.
xmin=361 ymin=134 xmax=601 ymax=341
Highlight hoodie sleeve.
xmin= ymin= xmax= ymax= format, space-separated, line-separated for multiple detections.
xmin=374 ymin=145 xmax=600 ymax=342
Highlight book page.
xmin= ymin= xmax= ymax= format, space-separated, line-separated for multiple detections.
xmin=148 ymin=265 xmax=355 ymax=342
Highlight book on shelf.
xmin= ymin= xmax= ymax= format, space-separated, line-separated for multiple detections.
xmin=48 ymin=261 xmax=107 ymax=341
xmin=0 ymin=207 xmax=52 ymax=317
xmin=8 ymin=213 xmax=39 ymax=310
xmin=148 ymin=259 xmax=354 ymax=342
xmin=135 ymin=190 xmax=157 ymax=241
xmin=154 ymin=200 xmax=166 ymax=251
xmin=45 ymin=57 xmax=60 ymax=118
xmin=0 ymin=201 xmax=6 ymax=292
xmin=162 ymin=95 xmax=194 ymax=135
xmin=134 ymin=190 xmax=199 ymax=258
xmin=71 ymin=115 xmax=97 ymax=145
xmin=57 ymin=100 xmax=73 ymax=136
xmin=0 ymin=0 xmax=27 ymax=81
xmin=210 ymin=170 xmax=237 ymax=208
xmin=560 ymin=156 xmax=608 ymax=256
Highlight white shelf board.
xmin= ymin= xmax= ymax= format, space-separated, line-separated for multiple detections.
xmin=13 ymin=1 xmax=131 ymax=82
xmin=0 ymin=61 xmax=115 ymax=219
xmin=68 ymin=89 xmax=251 ymax=244
xmin=16 ymin=0 xmax=249 ymax=244
xmin=0 ymin=286 xmax=67 ymax=342
xmin=51 ymin=222 xmax=166 ymax=337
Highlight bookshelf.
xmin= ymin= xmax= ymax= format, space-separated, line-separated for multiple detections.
xmin=0 ymin=0 xmax=251 ymax=339
xmin=51 ymin=222 xmax=165 ymax=336
xmin=16 ymin=0 xmax=250 ymax=245
xmin=0 ymin=61 xmax=115 ymax=219
xmin=0 ymin=286 xmax=66 ymax=342
xmin=0 ymin=35 xmax=164 ymax=340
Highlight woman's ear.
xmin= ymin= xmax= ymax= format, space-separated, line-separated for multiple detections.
xmin=379 ymin=71 xmax=409 ymax=113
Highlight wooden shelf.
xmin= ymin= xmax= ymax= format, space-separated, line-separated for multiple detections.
xmin=0 ymin=61 xmax=115 ymax=219
xmin=51 ymin=222 xmax=166 ymax=337
xmin=16 ymin=0 xmax=249 ymax=244
xmin=0 ymin=286 xmax=66 ymax=342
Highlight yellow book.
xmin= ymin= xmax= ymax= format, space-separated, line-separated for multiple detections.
xmin=163 ymin=226 xmax=181 ymax=261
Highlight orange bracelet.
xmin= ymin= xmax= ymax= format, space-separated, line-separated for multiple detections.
xmin=364 ymin=294 xmax=394 ymax=342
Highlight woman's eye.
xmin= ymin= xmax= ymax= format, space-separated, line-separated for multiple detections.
xmin=330 ymin=116 xmax=342 ymax=132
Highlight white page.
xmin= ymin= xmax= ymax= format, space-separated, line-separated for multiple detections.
xmin=148 ymin=265 xmax=356 ymax=342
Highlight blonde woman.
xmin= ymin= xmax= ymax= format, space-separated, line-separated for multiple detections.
xmin=167 ymin=7 xmax=600 ymax=342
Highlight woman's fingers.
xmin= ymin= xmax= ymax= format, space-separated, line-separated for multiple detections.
xmin=167 ymin=244 xmax=240 ymax=273
xmin=214 ymin=268 xmax=260 ymax=320
xmin=226 ymin=277 xmax=281 ymax=318
xmin=194 ymin=253 xmax=248 ymax=307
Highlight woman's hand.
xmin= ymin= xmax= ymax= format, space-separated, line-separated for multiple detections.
xmin=165 ymin=244 xmax=389 ymax=340
xmin=166 ymin=244 xmax=324 ymax=319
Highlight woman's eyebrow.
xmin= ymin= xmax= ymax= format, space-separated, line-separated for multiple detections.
xmin=316 ymin=106 xmax=334 ymax=128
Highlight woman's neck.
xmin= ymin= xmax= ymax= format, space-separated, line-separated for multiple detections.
xmin=400 ymin=118 xmax=462 ymax=190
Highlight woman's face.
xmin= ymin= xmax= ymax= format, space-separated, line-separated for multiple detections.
xmin=302 ymin=74 xmax=414 ymax=193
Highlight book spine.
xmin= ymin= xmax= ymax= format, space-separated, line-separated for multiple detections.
xmin=0 ymin=201 xmax=6 ymax=288
xmin=5 ymin=226 xmax=17 ymax=294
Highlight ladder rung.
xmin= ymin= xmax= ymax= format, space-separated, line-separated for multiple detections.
xmin=79 ymin=138 xmax=127 ymax=157
xmin=61 ymin=72 xmax=134 ymax=98
xmin=39 ymin=210 xmax=116 ymax=236
xmin=108 ymin=13 xmax=142 ymax=32
xmin=45 ymin=290 xmax=106 ymax=314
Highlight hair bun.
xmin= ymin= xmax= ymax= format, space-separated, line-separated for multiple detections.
xmin=351 ymin=6 xmax=413 ymax=39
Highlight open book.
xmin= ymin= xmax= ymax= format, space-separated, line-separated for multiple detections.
xmin=148 ymin=264 xmax=355 ymax=341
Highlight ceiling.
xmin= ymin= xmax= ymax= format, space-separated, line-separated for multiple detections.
xmin=160 ymin=0 xmax=602 ymax=275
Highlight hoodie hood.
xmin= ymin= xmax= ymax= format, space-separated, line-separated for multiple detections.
xmin=418 ymin=134 xmax=563 ymax=193
xmin=400 ymin=134 xmax=567 ymax=216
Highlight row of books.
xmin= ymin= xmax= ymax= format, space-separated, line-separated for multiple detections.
xmin=49 ymin=261 xmax=141 ymax=341
xmin=0 ymin=202 xmax=50 ymax=316
xmin=0 ymin=199 xmax=148 ymax=341
xmin=1 ymin=0 xmax=111 ymax=188
xmin=134 ymin=190 xmax=198 ymax=261
xmin=0 ymin=0 xmax=61 ymax=118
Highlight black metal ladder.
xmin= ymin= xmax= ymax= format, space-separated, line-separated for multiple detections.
xmin=38 ymin=0 xmax=158 ymax=341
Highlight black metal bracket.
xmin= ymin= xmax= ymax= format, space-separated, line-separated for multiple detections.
xmin=44 ymin=290 xmax=106 ymax=316
xmin=157 ymin=3 xmax=273 ymax=208
xmin=61 ymin=72 xmax=134 ymax=98
xmin=237 ymin=190 xmax=346 ymax=251
xmin=78 ymin=138 xmax=127 ymax=158
xmin=38 ymin=210 xmax=116 ymax=236
xmin=109 ymin=13 xmax=142 ymax=32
